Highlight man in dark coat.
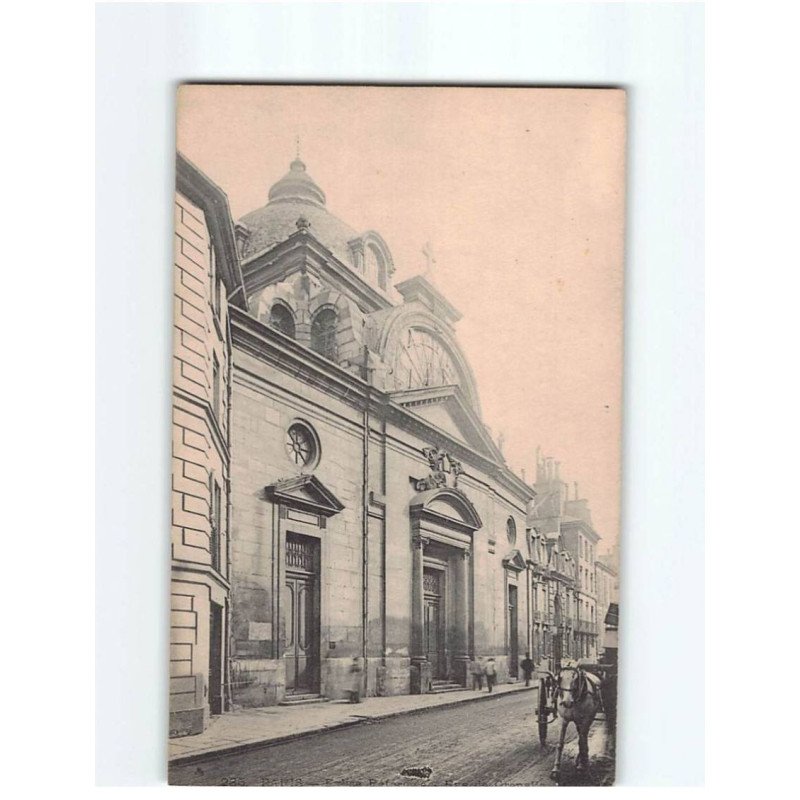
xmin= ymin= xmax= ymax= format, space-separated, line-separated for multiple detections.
xmin=520 ymin=653 xmax=535 ymax=687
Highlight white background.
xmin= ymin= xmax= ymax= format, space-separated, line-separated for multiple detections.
xmin=95 ymin=1 xmax=704 ymax=785
xmin=9 ymin=0 xmax=800 ymax=796
xmin=99 ymin=0 xmax=703 ymax=788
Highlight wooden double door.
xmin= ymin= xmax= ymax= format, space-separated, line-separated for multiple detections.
xmin=284 ymin=535 xmax=320 ymax=694
xmin=508 ymin=584 xmax=519 ymax=677
xmin=423 ymin=568 xmax=446 ymax=679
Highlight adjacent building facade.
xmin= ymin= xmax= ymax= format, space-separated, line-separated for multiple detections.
xmin=169 ymin=154 xmax=246 ymax=736
xmin=597 ymin=543 xmax=619 ymax=660
xmin=528 ymin=520 xmax=578 ymax=674
xmin=595 ymin=556 xmax=619 ymax=658
xmin=528 ymin=452 xmax=602 ymax=666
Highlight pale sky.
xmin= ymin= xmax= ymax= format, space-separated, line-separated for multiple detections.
xmin=177 ymin=85 xmax=625 ymax=553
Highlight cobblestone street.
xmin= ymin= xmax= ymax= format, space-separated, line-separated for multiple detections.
xmin=169 ymin=690 xmax=614 ymax=786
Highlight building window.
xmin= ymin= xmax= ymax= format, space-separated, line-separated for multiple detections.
xmin=209 ymin=477 xmax=222 ymax=572
xmin=506 ymin=517 xmax=517 ymax=545
xmin=366 ymin=244 xmax=388 ymax=289
xmin=212 ymin=352 xmax=220 ymax=419
xmin=269 ymin=302 xmax=296 ymax=338
xmin=311 ymin=308 xmax=337 ymax=361
xmin=285 ymin=421 xmax=320 ymax=469
xmin=209 ymin=244 xmax=219 ymax=315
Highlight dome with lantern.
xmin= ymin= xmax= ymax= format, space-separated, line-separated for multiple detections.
xmin=237 ymin=157 xmax=394 ymax=292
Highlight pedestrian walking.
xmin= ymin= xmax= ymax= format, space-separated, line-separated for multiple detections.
xmin=470 ymin=659 xmax=484 ymax=691
xmin=484 ymin=658 xmax=497 ymax=692
xmin=348 ymin=656 xmax=362 ymax=703
xmin=520 ymin=653 xmax=534 ymax=687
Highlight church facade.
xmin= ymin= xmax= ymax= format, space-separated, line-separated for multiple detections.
xmin=170 ymin=152 xmax=580 ymax=735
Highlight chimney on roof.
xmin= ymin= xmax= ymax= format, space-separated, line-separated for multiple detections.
xmin=574 ymin=481 xmax=579 ymax=500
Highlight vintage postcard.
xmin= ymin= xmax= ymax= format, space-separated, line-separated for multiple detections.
xmin=168 ymin=85 xmax=624 ymax=786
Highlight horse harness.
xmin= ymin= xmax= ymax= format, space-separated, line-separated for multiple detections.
xmin=554 ymin=666 xmax=601 ymax=706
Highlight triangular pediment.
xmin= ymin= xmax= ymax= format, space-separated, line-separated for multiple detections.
xmin=390 ymin=386 xmax=503 ymax=461
xmin=502 ymin=549 xmax=527 ymax=572
xmin=266 ymin=474 xmax=345 ymax=517
xmin=412 ymin=401 xmax=470 ymax=444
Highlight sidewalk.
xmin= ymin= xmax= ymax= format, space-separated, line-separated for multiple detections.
xmin=169 ymin=681 xmax=536 ymax=765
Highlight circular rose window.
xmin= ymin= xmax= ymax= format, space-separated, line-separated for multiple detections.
xmin=285 ymin=422 xmax=319 ymax=469
xmin=506 ymin=517 xmax=517 ymax=545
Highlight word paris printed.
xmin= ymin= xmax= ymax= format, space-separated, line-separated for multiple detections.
xmin=169 ymin=85 xmax=624 ymax=786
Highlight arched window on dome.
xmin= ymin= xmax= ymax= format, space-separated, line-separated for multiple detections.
xmin=366 ymin=244 xmax=388 ymax=290
xmin=311 ymin=308 xmax=337 ymax=361
xmin=269 ymin=302 xmax=296 ymax=339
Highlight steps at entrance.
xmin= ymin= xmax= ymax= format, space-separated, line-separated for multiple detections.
xmin=279 ymin=693 xmax=329 ymax=707
xmin=429 ymin=680 xmax=467 ymax=694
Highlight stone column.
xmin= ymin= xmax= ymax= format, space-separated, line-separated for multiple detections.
xmin=453 ymin=548 xmax=472 ymax=686
xmin=294 ymin=267 xmax=312 ymax=347
xmin=410 ymin=532 xmax=430 ymax=693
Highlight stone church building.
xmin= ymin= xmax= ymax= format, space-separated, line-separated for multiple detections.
xmin=171 ymin=152 xmax=547 ymax=736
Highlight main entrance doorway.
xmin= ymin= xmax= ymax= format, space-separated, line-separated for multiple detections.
xmin=508 ymin=584 xmax=519 ymax=678
xmin=284 ymin=534 xmax=320 ymax=694
xmin=423 ymin=568 xmax=446 ymax=679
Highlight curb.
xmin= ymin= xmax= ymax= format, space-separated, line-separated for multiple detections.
xmin=169 ymin=684 xmax=537 ymax=767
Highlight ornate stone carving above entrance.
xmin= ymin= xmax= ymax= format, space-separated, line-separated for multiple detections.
xmin=412 ymin=446 xmax=464 ymax=491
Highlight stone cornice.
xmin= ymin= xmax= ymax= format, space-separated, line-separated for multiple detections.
xmin=595 ymin=559 xmax=618 ymax=576
xmin=173 ymin=386 xmax=231 ymax=466
xmin=561 ymin=517 xmax=601 ymax=542
xmin=175 ymin=152 xmax=247 ymax=310
xmin=231 ymin=305 xmax=372 ymax=407
xmin=171 ymin=559 xmax=231 ymax=592
xmin=395 ymin=274 xmax=462 ymax=323
xmin=241 ymin=229 xmax=394 ymax=313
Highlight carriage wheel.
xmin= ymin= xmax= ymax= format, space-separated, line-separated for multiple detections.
xmin=537 ymin=677 xmax=549 ymax=745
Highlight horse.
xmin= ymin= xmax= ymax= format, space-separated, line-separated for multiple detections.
xmin=550 ymin=665 xmax=602 ymax=781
